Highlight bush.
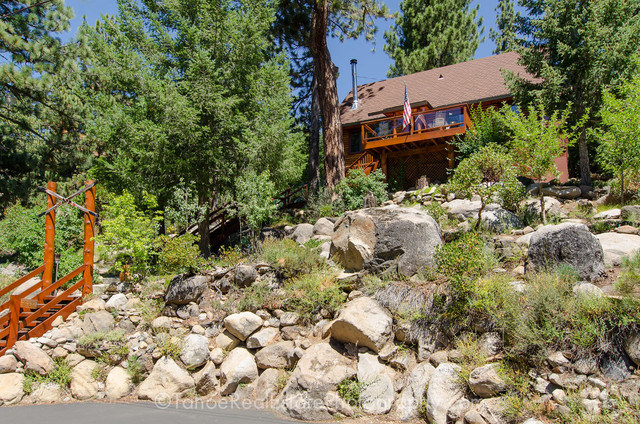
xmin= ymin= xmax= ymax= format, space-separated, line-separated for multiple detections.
xmin=235 ymin=170 xmax=278 ymax=240
xmin=155 ymin=233 xmax=201 ymax=274
xmin=282 ymin=270 xmax=347 ymax=321
xmin=335 ymin=168 xmax=388 ymax=212
xmin=97 ymin=191 xmax=161 ymax=275
xmin=258 ymin=238 xmax=325 ymax=279
xmin=435 ymin=233 xmax=497 ymax=280
xmin=0 ymin=202 xmax=84 ymax=276
xmin=337 ymin=376 xmax=363 ymax=406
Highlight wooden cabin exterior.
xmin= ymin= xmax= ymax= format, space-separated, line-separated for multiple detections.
xmin=339 ymin=52 xmax=567 ymax=189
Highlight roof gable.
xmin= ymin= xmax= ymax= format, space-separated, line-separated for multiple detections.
xmin=340 ymin=52 xmax=534 ymax=126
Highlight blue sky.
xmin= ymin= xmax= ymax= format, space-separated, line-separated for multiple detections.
xmin=63 ymin=0 xmax=501 ymax=100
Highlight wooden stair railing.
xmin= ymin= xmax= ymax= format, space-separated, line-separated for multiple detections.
xmin=277 ymin=184 xmax=309 ymax=209
xmin=347 ymin=152 xmax=379 ymax=176
xmin=0 ymin=181 xmax=96 ymax=356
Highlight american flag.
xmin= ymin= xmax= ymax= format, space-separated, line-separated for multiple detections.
xmin=403 ymin=84 xmax=411 ymax=131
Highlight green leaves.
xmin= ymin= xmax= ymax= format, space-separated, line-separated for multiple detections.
xmin=384 ymin=0 xmax=484 ymax=76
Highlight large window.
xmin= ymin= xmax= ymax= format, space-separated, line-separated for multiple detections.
xmin=350 ymin=131 xmax=362 ymax=154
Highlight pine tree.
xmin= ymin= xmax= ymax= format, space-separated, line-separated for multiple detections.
xmin=0 ymin=1 xmax=90 ymax=207
xmin=489 ymin=0 xmax=518 ymax=54
xmin=84 ymin=0 xmax=305 ymax=255
xmin=384 ymin=0 xmax=484 ymax=77
xmin=507 ymin=0 xmax=640 ymax=186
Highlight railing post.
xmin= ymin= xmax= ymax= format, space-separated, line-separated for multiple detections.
xmin=41 ymin=181 xmax=57 ymax=302
xmin=82 ymin=180 xmax=96 ymax=297
xmin=8 ymin=295 xmax=20 ymax=347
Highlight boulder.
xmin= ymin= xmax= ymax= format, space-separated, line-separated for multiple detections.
xmin=280 ymin=312 xmax=301 ymax=327
xmin=596 ymin=232 xmax=640 ymax=266
xmin=357 ymin=352 xmax=395 ymax=415
xmin=443 ymin=199 xmax=501 ymax=219
xmin=151 ymin=316 xmax=172 ymax=332
xmin=106 ymin=366 xmax=133 ymax=400
xmin=593 ymin=209 xmax=621 ymax=220
xmin=0 ymin=354 xmax=18 ymax=374
xmin=527 ymin=223 xmax=606 ymax=282
xmin=224 ymin=312 xmax=263 ymax=341
xmin=394 ymin=361 xmax=436 ymax=421
xmin=425 ymin=363 xmax=465 ymax=424
xmin=521 ymin=197 xmax=563 ymax=218
xmin=621 ymin=205 xmax=640 ymax=221
xmin=276 ymin=343 xmax=356 ymax=421
xmin=573 ymin=282 xmax=604 ymax=298
xmin=82 ymin=310 xmax=115 ymax=334
xmin=194 ymin=361 xmax=218 ymax=395
xmin=253 ymin=368 xmax=287 ymax=403
xmin=330 ymin=207 xmax=442 ymax=277
xmin=209 ymin=347 xmax=225 ymax=365
xmin=13 ymin=340 xmax=54 ymax=376
xmin=255 ymin=341 xmax=297 ymax=369
xmin=541 ymin=186 xmax=582 ymax=200
xmin=138 ymin=356 xmax=195 ymax=400
xmin=234 ymin=265 xmax=258 ymax=288
xmin=481 ymin=209 xmax=522 ymax=233
xmin=0 ymin=373 xmax=24 ymax=405
xmin=105 ymin=293 xmax=128 ymax=310
xmin=180 ymin=334 xmax=210 ymax=368
xmin=164 ymin=274 xmax=208 ymax=305
xmin=70 ymin=360 xmax=99 ymax=400
xmin=215 ymin=330 xmax=240 ymax=350
xmin=78 ymin=298 xmax=106 ymax=312
xmin=29 ymin=382 xmax=63 ymax=403
xmin=246 ymin=327 xmax=279 ymax=349
xmin=469 ymin=364 xmax=507 ymax=398
xmin=313 ymin=218 xmax=335 ymax=237
xmin=624 ymin=332 xmax=640 ymax=367
xmin=327 ymin=297 xmax=393 ymax=353
xmin=219 ymin=348 xmax=258 ymax=395
xmin=447 ymin=398 xmax=472 ymax=422
xmin=291 ymin=223 xmax=314 ymax=244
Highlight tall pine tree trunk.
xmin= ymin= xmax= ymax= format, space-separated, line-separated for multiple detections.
xmin=198 ymin=193 xmax=211 ymax=257
xmin=308 ymin=75 xmax=321 ymax=191
xmin=578 ymin=127 xmax=592 ymax=186
xmin=310 ymin=0 xmax=345 ymax=191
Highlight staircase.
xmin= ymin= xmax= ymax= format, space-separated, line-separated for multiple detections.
xmin=348 ymin=152 xmax=380 ymax=175
xmin=0 ymin=181 xmax=96 ymax=356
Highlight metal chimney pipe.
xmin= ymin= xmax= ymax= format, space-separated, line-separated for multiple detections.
xmin=350 ymin=59 xmax=359 ymax=110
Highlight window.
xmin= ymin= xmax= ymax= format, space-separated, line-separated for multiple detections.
xmin=350 ymin=131 xmax=362 ymax=154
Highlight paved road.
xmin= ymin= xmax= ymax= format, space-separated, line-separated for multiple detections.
xmin=2 ymin=401 xmax=302 ymax=424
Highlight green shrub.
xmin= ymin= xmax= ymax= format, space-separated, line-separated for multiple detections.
xmin=155 ymin=233 xmax=201 ymax=274
xmin=158 ymin=337 xmax=182 ymax=359
xmin=435 ymin=233 xmax=497 ymax=280
xmin=97 ymin=191 xmax=161 ymax=275
xmin=258 ymin=238 xmax=325 ymax=279
xmin=423 ymin=202 xmax=448 ymax=227
xmin=282 ymin=270 xmax=347 ymax=321
xmin=236 ymin=280 xmax=282 ymax=311
xmin=235 ymin=170 xmax=278 ymax=241
xmin=0 ymin=202 xmax=84 ymax=276
xmin=127 ymin=355 xmax=145 ymax=384
xmin=335 ymin=168 xmax=388 ymax=212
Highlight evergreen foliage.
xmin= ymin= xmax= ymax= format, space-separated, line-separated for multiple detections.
xmin=384 ymin=0 xmax=484 ymax=76
xmin=335 ymin=169 xmax=388 ymax=212
xmin=489 ymin=0 xmax=518 ymax=54
xmin=0 ymin=0 xmax=91 ymax=208
xmin=507 ymin=0 xmax=640 ymax=185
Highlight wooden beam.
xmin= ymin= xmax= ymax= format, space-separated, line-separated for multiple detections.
xmin=388 ymin=144 xmax=448 ymax=159
xmin=40 ymin=182 xmax=56 ymax=302
xmin=82 ymin=180 xmax=96 ymax=297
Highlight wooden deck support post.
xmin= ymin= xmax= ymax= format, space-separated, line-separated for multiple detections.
xmin=41 ymin=182 xmax=57 ymax=301
xmin=381 ymin=150 xmax=388 ymax=180
xmin=7 ymin=295 xmax=19 ymax=347
xmin=82 ymin=180 xmax=96 ymax=297
xmin=448 ymin=146 xmax=455 ymax=171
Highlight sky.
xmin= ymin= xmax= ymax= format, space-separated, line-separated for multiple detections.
xmin=62 ymin=0 xmax=501 ymax=101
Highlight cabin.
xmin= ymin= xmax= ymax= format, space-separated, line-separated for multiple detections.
xmin=339 ymin=52 xmax=569 ymax=188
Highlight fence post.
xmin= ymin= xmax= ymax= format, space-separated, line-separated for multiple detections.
xmin=82 ymin=180 xmax=96 ymax=297
xmin=40 ymin=181 xmax=57 ymax=302
xmin=8 ymin=295 xmax=20 ymax=347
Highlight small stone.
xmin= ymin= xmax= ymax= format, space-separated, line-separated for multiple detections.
xmin=246 ymin=327 xmax=279 ymax=349
xmin=215 ymin=330 xmax=240 ymax=351
xmin=0 ymin=355 xmax=18 ymax=374
xmin=210 ymin=347 xmax=225 ymax=365
xmin=552 ymin=388 xmax=567 ymax=404
xmin=279 ymin=312 xmax=300 ymax=327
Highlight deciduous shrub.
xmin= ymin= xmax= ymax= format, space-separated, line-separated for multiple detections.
xmin=282 ymin=270 xmax=347 ymax=321
xmin=335 ymin=169 xmax=388 ymax=212
xmin=258 ymin=238 xmax=325 ymax=279
xmin=155 ymin=233 xmax=201 ymax=274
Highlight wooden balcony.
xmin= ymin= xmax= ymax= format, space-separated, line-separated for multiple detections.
xmin=359 ymin=104 xmax=471 ymax=151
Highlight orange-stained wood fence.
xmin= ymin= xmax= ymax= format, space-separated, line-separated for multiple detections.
xmin=0 ymin=181 xmax=96 ymax=356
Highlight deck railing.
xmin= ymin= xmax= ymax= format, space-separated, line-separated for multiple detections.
xmin=361 ymin=104 xmax=471 ymax=146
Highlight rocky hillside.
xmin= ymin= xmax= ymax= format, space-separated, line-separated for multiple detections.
xmin=1 ymin=184 xmax=640 ymax=424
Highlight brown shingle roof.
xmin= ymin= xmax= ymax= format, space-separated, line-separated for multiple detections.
xmin=340 ymin=52 xmax=534 ymax=126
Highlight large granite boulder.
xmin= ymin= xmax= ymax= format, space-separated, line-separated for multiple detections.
xmin=219 ymin=348 xmax=258 ymax=395
xmin=70 ymin=360 xmax=99 ymax=400
xmin=13 ymin=341 xmax=55 ymax=376
xmin=138 ymin=357 xmax=195 ymax=400
xmin=442 ymin=199 xmax=501 ymax=218
xmin=357 ymin=352 xmax=395 ymax=415
xmin=330 ymin=206 xmax=442 ymax=277
xmin=0 ymin=373 xmax=24 ymax=405
xmin=520 ymin=197 xmax=563 ymax=218
xmin=164 ymin=274 xmax=208 ymax=305
xmin=425 ymin=363 xmax=465 ymax=424
xmin=394 ymin=361 xmax=436 ymax=421
xmin=327 ymin=297 xmax=393 ymax=353
xmin=224 ymin=312 xmax=263 ymax=341
xmin=276 ymin=343 xmax=356 ymax=421
xmin=180 ymin=334 xmax=210 ymax=368
xmin=596 ymin=232 xmax=640 ymax=266
xmin=527 ymin=223 xmax=606 ymax=282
